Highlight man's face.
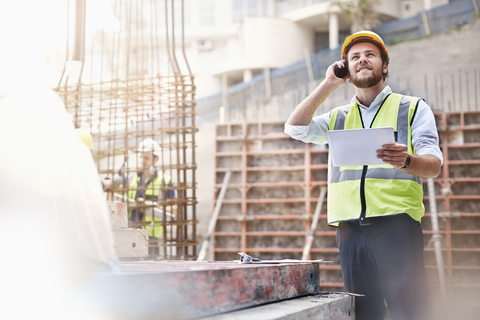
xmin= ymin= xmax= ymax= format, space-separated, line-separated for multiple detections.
xmin=347 ymin=42 xmax=387 ymax=89
xmin=139 ymin=151 xmax=157 ymax=170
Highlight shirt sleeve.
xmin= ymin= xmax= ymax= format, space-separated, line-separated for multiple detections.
xmin=411 ymin=100 xmax=444 ymax=165
xmin=284 ymin=112 xmax=331 ymax=145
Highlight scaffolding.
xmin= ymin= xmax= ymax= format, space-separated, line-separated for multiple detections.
xmin=55 ymin=0 xmax=198 ymax=259
xmin=212 ymin=112 xmax=480 ymax=314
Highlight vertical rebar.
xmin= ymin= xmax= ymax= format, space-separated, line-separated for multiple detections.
xmin=56 ymin=0 xmax=197 ymax=261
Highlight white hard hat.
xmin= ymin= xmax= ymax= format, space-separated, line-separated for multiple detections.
xmin=137 ymin=138 xmax=161 ymax=156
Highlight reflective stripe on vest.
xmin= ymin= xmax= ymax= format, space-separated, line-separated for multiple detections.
xmin=327 ymin=93 xmax=424 ymax=226
xmin=127 ymin=172 xmax=172 ymax=238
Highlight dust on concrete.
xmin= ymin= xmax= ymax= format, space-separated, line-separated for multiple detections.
xmin=247 ymin=236 xmax=305 ymax=248
xmin=464 ymin=130 xmax=480 ymax=143
xmin=219 ymin=204 xmax=241 ymax=216
xmin=214 ymin=236 xmax=241 ymax=249
xmin=247 ymin=219 xmax=305 ymax=232
xmin=217 ymin=141 xmax=243 ymax=152
xmin=262 ymin=139 xmax=304 ymax=150
xmin=248 ymin=154 xmax=304 ymax=167
xmin=449 ymin=148 xmax=480 ymax=161
xmin=247 ymin=203 xmax=303 ymax=215
xmin=217 ymin=220 xmax=241 ymax=232
xmin=247 ymin=186 xmax=304 ymax=199
xmin=216 ymin=172 xmax=241 ymax=184
xmin=448 ymin=164 xmax=480 ymax=178
xmin=217 ymin=156 xmax=241 ymax=168
xmin=248 ymin=170 xmax=304 ymax=183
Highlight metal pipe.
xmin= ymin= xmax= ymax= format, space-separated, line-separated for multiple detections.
xmin=427 ymin=178 xmax=447 ymax=300
xmin=302 ymin=187 xmax=326 ymax=260
xmin=73 ymin=0 xmax=87 ymax=63
xmin=197 ymin=171 xmax=231 ymax=261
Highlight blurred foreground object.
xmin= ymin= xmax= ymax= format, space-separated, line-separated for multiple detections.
xmin=0 ymin=84 xmax=117 ymax=319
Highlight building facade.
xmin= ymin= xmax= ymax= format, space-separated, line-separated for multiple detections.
xmin=179 ymin=0 xmax=449 ymax=98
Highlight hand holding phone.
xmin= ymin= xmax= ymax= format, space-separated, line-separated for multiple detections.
xmin=333 ymin=61 xmax=349 ymax=78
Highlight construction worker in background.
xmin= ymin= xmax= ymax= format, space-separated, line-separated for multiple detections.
xmin=75 ymin=128 xmax=113 ymax=190
xmin=125 ymin=138 xmax=176 ymax=242
xmin=285 ymin=30 xmax=442 ymax=320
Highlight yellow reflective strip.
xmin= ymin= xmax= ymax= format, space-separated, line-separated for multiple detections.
xmin=339 ymin=165 xmax=363 ymax=171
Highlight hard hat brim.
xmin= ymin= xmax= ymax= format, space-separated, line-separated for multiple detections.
xmin=341 ymin=31 xmax=387 ymax=58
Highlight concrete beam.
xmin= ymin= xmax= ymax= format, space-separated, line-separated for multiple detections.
xmin=93 ymin=261 xmax=323 ymax=319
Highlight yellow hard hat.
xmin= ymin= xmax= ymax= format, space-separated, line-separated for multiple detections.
xmin=341 ymin=30 xmax=388 ymax=58
xmin=75 ymin=128 xmax=93 ymax=150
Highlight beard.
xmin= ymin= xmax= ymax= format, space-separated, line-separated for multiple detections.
xmin=350 ymin=66 xmax=384 ymax=89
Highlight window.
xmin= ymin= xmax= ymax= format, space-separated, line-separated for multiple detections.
xmin=199 ymin=0 xmax=215 ymax=26
xmin=232 ymin=0 xmax=268 ymax=23
xmin=233 ymin=0 xmax=243 ymax=23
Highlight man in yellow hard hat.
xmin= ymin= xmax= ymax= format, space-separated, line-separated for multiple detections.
xmin=285 ymin=30 xmax=442 ymax=319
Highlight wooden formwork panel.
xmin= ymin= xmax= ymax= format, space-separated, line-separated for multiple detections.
xmin=212 ymin=114 xmax=480 ymax=312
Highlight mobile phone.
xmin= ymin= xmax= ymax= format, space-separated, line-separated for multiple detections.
xmin=334 ymin=61 xmax=349 ymax=78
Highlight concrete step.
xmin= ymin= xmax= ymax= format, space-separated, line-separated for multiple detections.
xmin=202 ymin=293 xmax=354 ymax=320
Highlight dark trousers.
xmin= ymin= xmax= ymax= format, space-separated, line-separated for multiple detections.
xmin=336 ymin=214 xmax=429 ymax=320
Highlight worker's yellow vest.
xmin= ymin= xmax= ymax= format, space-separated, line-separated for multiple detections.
xmin=327 ymin=93 xmax=424 ymax=226
xmin=127 ymin=172 xmax=172 ymax=238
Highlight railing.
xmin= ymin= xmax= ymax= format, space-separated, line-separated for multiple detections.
xmin=197 ymin=0 xmax=480 ymax=123
xmin=374 ymin=0 xmax=480 ymax=44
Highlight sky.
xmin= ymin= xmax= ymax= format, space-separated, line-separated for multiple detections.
xmin=0 ymin=0 xmax=118 ymax=93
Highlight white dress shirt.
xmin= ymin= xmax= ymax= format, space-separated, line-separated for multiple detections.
xmin=284 ymin=85 xmax=443 ymax=164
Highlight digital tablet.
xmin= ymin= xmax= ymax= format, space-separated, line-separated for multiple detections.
xmin=327 ymin=127 xmax=395 ymax=167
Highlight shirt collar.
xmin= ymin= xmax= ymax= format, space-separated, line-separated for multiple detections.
xmin=350 ymin=85 xmax=392 ymax=109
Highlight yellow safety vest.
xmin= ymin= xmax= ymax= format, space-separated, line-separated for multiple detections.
xmin=127 ymin=172 xmax=172 ymax=238
xmin=327 ymin=93 xmax=424 ymax=226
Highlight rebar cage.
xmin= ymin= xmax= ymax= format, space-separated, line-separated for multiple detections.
xmin=55 ymin=0 xmax=198 ymax=259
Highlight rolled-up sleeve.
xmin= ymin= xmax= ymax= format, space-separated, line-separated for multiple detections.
xmin=284 ymin=112 xmax=331 ymax=145
xmin=412 ymin=100 xmax=443 ymax=165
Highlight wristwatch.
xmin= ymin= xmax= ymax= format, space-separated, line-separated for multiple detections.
xmin=401 ymin=155 xmax=411 ymax=169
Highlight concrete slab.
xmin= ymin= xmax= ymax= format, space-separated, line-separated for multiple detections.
xmin=93 ymin=261 xmax=323 ymax=319
xmin=112 ymin=228 xmax=148 ymax=258
xmin=203 ymin=293 xmax=354 ymax=320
